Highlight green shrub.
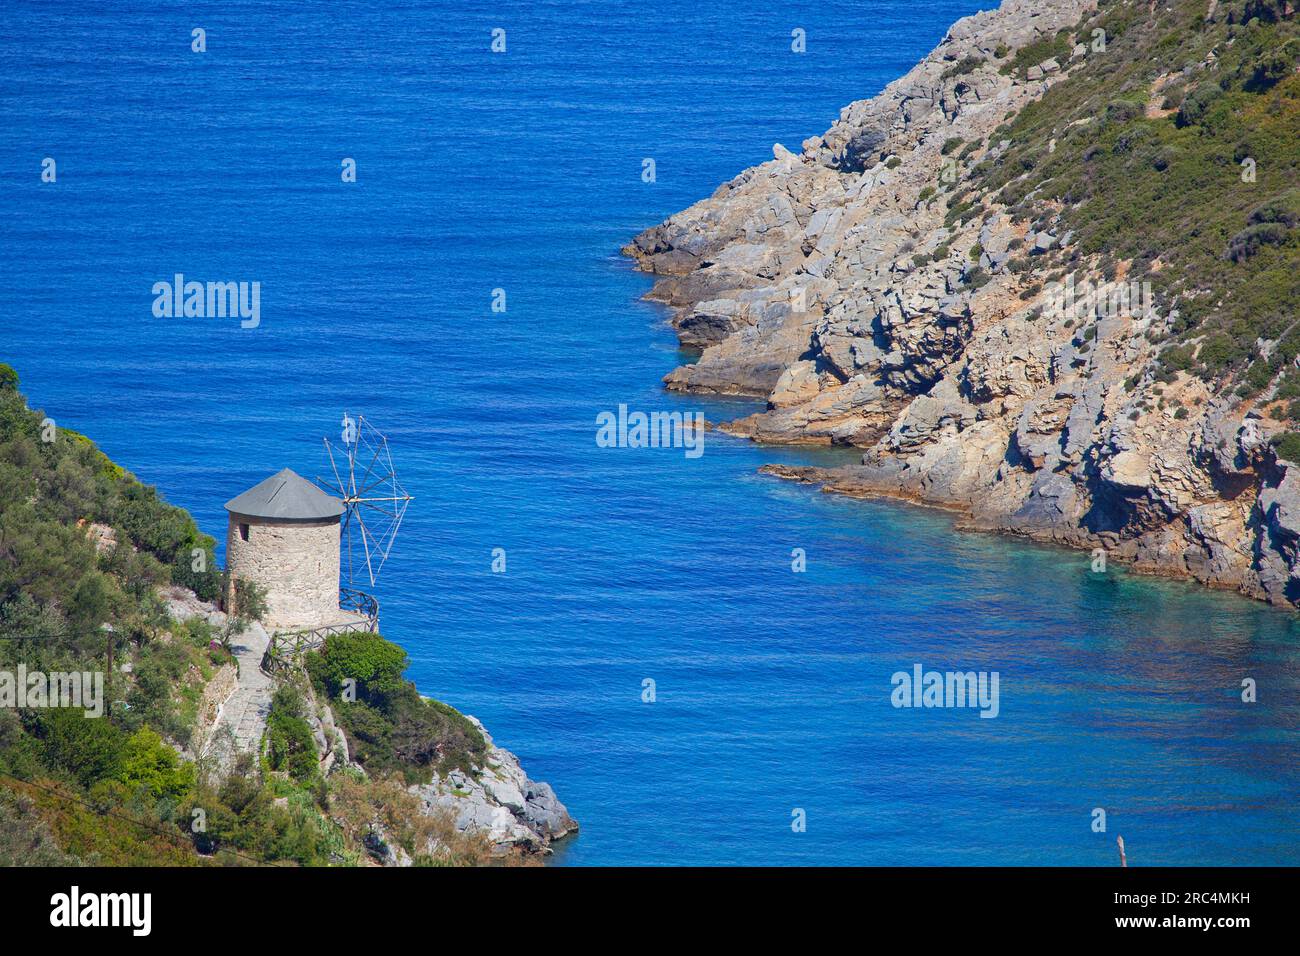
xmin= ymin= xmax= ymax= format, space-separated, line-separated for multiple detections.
xmin=1246 ymin=360 xmax=1277 ymax=392
xmin=944 ymin=200 xmax=975 ymax=228
xmin=1271 ymin=432 xmax=1300 ymax=463
xmin=267 ymin=686 xmax=319 ymax=783
xmin=1159 ymin=344 xmax=1195 ymax=371
xmin=222 ymin=573 xmax=267 ymax=626
xmin=941 ymin=55 xmax=984 ymax=80
xmin=1248 ymin=190 xmax=1300 ymax=228
xmin=1003 ymin=30 xmax=1073 ymax=76
xmin=1176 ymin=82 xmax=1223 ymax=127
xmin=308 ymin=631 xmax=408 ymax=707
xmin=1104 ymin=100 xmax=1142 ymax=124
xmin=1276 ymin=374 xmax=1300 ymax=400
xmin=1246 ymin=38 xmax=1300 ymax=91
xmin=1227 ymin=222 xmax=1291 ymax=262
xmin=306 ymin=633 xmax=487 ymax=783
xmin=118 ymin=727 xmax=194 ymax=802
xmin=26 ymin=708 xmax=126 ymax=789
xmin=1199 ymin=333 xmax=1244 ymax=371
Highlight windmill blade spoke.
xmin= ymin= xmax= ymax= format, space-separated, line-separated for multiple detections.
xmin=353 ymin=470 xmax=402 ymax=499
xmin=356 ymin=501 xmax=405 ymax=568
xmin=352 ymin=426 xmax=387 ymax=488
xmin=386 ymin=500 xmax=409 ymax=561
xmin=356 ymin=510 xmax=380 ymax=587
xmin=357 ymin=512 xmax=398 ymax=548
xmin=355 ymin=450 xmax=388 ymax=501
xmin=355 ymin=497 xmax=410 ymax=512
xmin=347 ymin=429 xmax=361 ymax=501
xmin=341 ymin=505 xmax=357 ymax=585
xmin=320 ymin=439 xmax=348 ymax=498
xmin=355 ymin=502 xmax=405 ymax=530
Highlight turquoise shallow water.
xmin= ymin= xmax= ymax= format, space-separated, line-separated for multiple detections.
xmin=3 ymin=0 xmax=1300 ymax=865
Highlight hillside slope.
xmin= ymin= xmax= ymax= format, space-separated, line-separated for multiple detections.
xmin=0 ymin=366 xmax=573 ymax=865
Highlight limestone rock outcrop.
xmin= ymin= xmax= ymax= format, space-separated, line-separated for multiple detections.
xmin=411 ymin=716 xmax=577 ymax=856
xmin=624 ymin=0 xmax=1300 ymax=609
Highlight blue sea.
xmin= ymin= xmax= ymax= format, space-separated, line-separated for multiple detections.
xmin=3 ymin=0 xmax=1300 ymax=866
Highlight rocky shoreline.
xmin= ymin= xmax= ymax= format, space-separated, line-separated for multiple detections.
xmin=413 ymin=716 xmax=577 ymax=857
xmin=623 ymin=0 xmax=1300 ymax=611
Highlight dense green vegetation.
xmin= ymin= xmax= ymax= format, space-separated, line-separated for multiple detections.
xmin=0 ymin=364 xmax=333 ymax=864
xmin=266 ymin=685 xmax=320 ymax=783
xmin=963 ymin=0 xmax=1300 ymax=396
xmin=306 ymin=631 xmax=487 ymax=785
xmin=0 ymin=364 xmax=223 ymax=752
xmin=0 ymin=365 xmax=498 ymax=865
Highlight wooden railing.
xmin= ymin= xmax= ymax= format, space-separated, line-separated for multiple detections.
xmin=263 ymin=589 xmax=379 ymax=672
xmin=340 ymin=587 xmax=379 ymax=627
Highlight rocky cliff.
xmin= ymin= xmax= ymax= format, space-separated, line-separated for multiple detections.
xmin=625 ymin=0 xmax=1300 ymax=607
xmin=165 ymin=582 xmax=575 ymax=860
xmin=413 ymin=717 xmax=577 ymax=857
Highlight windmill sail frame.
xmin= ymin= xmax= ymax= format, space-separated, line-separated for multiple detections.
xmin=320 ymin=413 xmax=413 ymax=589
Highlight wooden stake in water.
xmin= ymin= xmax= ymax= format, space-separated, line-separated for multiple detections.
xmin=1117 ymin=835 xmax=1127 ymax=867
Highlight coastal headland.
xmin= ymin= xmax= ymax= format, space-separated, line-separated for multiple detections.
xmin=625 ymin=0 xmax=1300 ymax=609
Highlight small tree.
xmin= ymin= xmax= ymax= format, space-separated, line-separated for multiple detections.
xmin=221 ymin=572 xmax=268 ymax=633
xmin=118 ymin=727 xmax=195 ymax=802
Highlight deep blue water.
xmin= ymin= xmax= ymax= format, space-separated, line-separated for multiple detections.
xmin=4 ymin=0 xmax=1300 ymax=866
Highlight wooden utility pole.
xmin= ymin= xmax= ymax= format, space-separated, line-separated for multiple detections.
xmin=101 ymin=623 xmax=114 ymax=719
xmin=225 ymin=572 xmax=237 ymax=620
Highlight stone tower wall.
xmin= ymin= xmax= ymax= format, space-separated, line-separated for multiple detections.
xmin=226 ymin=513 xmax=341 ymax=629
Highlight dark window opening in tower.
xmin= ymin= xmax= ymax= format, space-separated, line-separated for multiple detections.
xmin=239 ymin=523 xmax=250 ymax=542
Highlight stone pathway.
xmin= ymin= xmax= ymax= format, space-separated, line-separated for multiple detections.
xmin=203 ymin=621 xmax=274 ymax=768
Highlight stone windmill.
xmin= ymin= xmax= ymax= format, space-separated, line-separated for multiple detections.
xmin=223 ymin=414 xmax=411 ymax=635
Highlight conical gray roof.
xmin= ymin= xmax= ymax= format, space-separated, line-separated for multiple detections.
xmin=225 ymin=468 xmax=345 ymax=520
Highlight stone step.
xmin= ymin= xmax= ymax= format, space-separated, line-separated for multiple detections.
xmin=202 ymin=621 xmax=274 ymax=769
